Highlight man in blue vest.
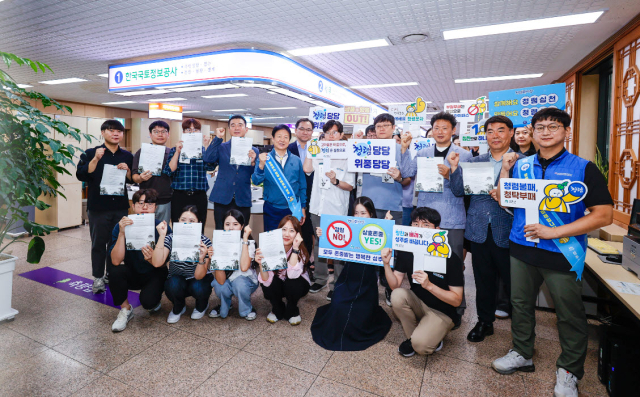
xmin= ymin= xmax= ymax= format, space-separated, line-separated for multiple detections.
xmin=203 ymin=115 xmax=259 ymax=230
xmin=491 ymin=108 xmax=613 ymax=397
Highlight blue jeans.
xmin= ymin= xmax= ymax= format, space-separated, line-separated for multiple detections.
xmin=212 ymin=276 xmax=258 ymax=318
xmin=263 ymin=201 xmax=292 ymax=232
xmin=164 ymin=273 xmax=213 ymax=314
xmin=402 ymin=207 xmax=414 ymax=226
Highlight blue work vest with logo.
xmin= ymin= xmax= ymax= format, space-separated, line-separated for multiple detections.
xmin=509 ymin=151 xmax=589 ymax=254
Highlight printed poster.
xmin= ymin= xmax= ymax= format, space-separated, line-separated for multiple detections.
xmin=489 ymin=83 xmax=565 ymax=127
xmin=347 ymin=139 xmax=396 ymax=173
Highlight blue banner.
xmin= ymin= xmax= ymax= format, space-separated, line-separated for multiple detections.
xmin=264 ymin=154 xmax=303 ymax=221
xmin=519 ymin=156 xmax=587 ymax=280
xmin=489 ymin=83 xmax=566 ymax=127
xmin=318 ymin=214 xmax=394 ymax=266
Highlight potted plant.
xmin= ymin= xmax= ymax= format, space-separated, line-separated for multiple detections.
xmin=0 ymin=51 xmax=91 ymax=321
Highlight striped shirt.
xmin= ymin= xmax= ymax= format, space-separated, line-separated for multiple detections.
xmin=163 ymin=147 xmax=216 ymax=191
xmin=164 ymin=234 xmax=212 ymax=279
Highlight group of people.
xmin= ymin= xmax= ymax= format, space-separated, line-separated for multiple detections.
xmin=76 ymin=106 xmax=613 ymax=397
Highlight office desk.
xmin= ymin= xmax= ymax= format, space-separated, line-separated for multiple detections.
xmin=585 ymin=242 xmax=640 ymax=320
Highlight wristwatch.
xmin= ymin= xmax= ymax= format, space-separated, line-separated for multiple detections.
xmin=333 ymin=178 xmax=340 ymax=186
xmin=242 ymin=241 xmax=250 ymax=245
xmin=292 ymin=248 xmax=300 ymax=255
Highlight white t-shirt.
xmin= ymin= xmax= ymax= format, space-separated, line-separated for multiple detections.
xmin=308 ymin=158 xmax=356 ymax=216
xmin=228 ymin=239 xmax=258 ymax=284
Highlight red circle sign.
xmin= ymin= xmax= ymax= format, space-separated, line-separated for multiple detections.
xmin=467 ymin=105 xmax=479 ymax=116
xmin=327 ymin=221 xmax=352 ymax=248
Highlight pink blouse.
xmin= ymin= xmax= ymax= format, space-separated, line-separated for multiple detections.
xmin=258 ymin=247 xmax=311 ymax=287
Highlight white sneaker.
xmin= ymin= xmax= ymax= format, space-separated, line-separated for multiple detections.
xmin=111 ymin=306 xmax=133 ymax=332
xmin=435 ymin=340 xmax=443 ymax=352
xmin=208 ymin=305 xmax=221 ymax=318
xmin=289 ymin=315 xmax=302 ymax=326
xmin=167 ymin=306 xmax=186 ymax=324
xmin=92 ymin=277 xmax=106 ymax=294
xmin=148 ymin=302 xmax=161 ymax=313
xmin=554 ymin=368 xmax=578 ymax=397
xmin=245 ymin=309 xmax=257 ymax=321
xmin=495 ymin=310 xmax=510 ymax=319
xmin=191 ymin=303 xmax=209 ymax=320
xmin=266 ymin=312 xmax=278 ymax=323
xmin=491 ymin=349 xmax=535 ymax=374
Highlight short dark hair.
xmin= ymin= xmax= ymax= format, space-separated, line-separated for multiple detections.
xmin=365 ymin=125 xmax=375 ymax=134
xmin=484 ymin=115 xmax=514 ymax=131
xmin=180 ymin=205 xmax=201 ymax=223
xmin=101 ymin=119 xmax=125 ymax=132
xmin=531 ymin=107 xmax=571 ymax=128
xmin=430 ymin=112 xmax=457 ymax=129
xmin=295 ymin=118 xmax=314 ymax=129
xmin=323 ymin=120 xmax=343 ymax=133
xmin=411 ymin=207 xmax=441 ymax=227
xmin=272 ymin=124 xmax=292 ymax=139
xmin=182 ymin=118 xmax=201 ymax=130
xmin=148 ymin=120 xmax=170 ymax=133
xmin=132 ymin=188 xmax=158 ymax=204
xmin=354 ymin=196 xmax=377 ymax=218
xmin=452 ymin=134 xmax=459 ymax=141
xmin=373 ymin=113 xmax=395 ymax=127
xmin=228 ymin=115 xmax=247 ymax=126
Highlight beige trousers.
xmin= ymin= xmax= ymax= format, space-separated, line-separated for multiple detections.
xmin=391 ymin=288 xmax=454 ymax=355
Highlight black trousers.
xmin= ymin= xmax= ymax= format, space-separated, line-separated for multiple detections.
xmin=470 ymin=227 xmax=511 ymax=324
xmin=109 ymin=264 xmax=168 ymax=310
xmin=301 ymin=207 xmax=314 ymax=264
xmin=171 ymin=190 xmax=208 ymax=231
xmin=213 ymin=198 xmax=251 ymax=230
xmin=261 ymin=276 xmax=310 ymax=320
xmin=164 ymin=273 xmax=214 ymax=314
xmin=88 ymin=209 xmax=128 ymax=278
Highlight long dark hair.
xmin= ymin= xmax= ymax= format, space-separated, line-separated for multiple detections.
xmin=354 ymin=196 xmax=377 ymax=218
xmin=180 ymin=205 xmax=201 ymax=222
xmin=222 ymin=209 xmax=258 ymax=271
xmin=277 ymin=215 xmax=310 ymax=272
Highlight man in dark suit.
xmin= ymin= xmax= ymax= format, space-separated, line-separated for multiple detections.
xmin=289 ymin=118 xmax=315 ymax=268
xmin=449 ymin=115 xmax=521 ymax=343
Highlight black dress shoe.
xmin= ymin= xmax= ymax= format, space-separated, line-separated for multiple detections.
xmin=467 ymin=321 xmax=494 ymax=342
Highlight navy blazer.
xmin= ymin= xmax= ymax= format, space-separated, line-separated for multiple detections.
xmin=288 ymin=141 xmax=313 ymax=207
xmin=450 ymin=150 xmax=522 ymax=248
xmin=203 ymin=137 xmax=259 ymax=207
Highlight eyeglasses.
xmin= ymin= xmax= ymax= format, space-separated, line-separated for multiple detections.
xmin=135 ymin=201 xmax=156 ymax=207
xmin=151 ymin=129 xmax=168 ymax=135
xmin=375 ymin=123 xmax=393 ymax=130
xmin=296 ymin=128 xmax=313 ymax=133
xmin=184 ymin=128 xmax=201 ymax=133
xmin=533 ymin=124 xmax=562 ymax=133
xmin=325 ymin=131 xmax=341 ymax=136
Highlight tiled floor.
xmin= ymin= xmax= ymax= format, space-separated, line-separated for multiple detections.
xmin=0 ymin=226 xmax=607 ymax=396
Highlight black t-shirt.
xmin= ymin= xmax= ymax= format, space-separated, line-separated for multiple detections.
xmin=434 ymin=144 xmax=451 ymax=159
xmin=510 ymin=149 xmax=613 ymax=272
xmin=394 ymin=251 xmax=464 ymax=322
xmin=132 ymin=147 xmax=173 ymax=204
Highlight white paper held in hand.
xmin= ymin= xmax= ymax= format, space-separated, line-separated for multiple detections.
xmin=100 ymin=164 xmax=126 ymax=196
xmin=258 ymin=229 xmax=288 ymax=271
xmin=170 ymin=223 xmax=202 ymax=262
xmin=230 ymin=137 xmax=253 ymax=166
xmin=124 ymin=213 xmax=156 ymax=250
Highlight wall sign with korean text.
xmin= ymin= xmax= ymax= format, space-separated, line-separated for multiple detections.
xmin=347 ymin=139 xmax=396 ymax=173
xmin=318 ymin=215 xmax=394 ymax=266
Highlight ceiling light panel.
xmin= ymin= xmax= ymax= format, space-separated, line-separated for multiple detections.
xmin=350 ymin=82 xmax=419 ymax=89
xmin=455 ymin=73 xmax=543 ymax=83
xmin=289 ymin=39 xmax=389 ymax=56
xmin=212 ymin=109 xmax=246 ymax=112
xmin=38 ymin=77 xmax=87 ymax=85
xmin=258 ymin=107 xmax=297 ymax=110
xmin=115 ymin=90 xmax=172 ymax=96
xmin=145 ymin=97 xmax=186 ymax=101
xmin=102 ymin=101 xmax=136 ymax=105
xmin=201 ymin=93 xmax=247 ymax=99
xmin=443 ymin=11 xmax=604 ymax=40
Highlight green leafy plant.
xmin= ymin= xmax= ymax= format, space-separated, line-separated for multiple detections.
xmin=0 ymin=51 xmax=91 ymax=262
xmin=594 ymin=146 xmax=609 ymax=184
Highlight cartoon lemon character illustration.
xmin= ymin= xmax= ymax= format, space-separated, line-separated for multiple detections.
xmin=406 ymin=97 xmax=427 ymax=118
xmin=308 ymin=140 xmax=321 ymax=157
xmin=539 ymin=181 xmax=585 ymax=212
xmin=427 ymin=231 xmax=450 ymax=257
